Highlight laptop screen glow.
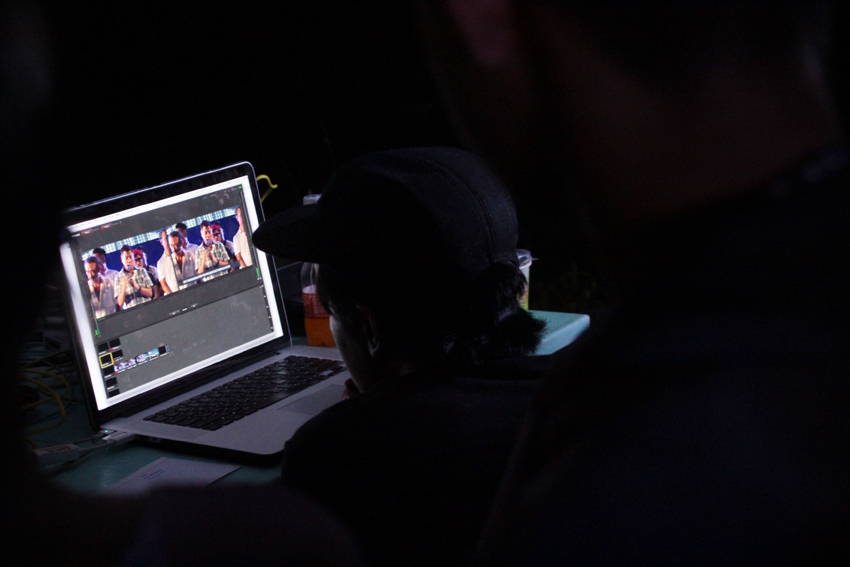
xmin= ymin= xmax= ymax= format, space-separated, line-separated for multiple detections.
xmin=60 ymin=174 xmax=284 ymax=411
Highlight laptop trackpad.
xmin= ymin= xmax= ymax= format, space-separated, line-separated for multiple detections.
xmin=280 ymin=384 xmax=345 ymax=416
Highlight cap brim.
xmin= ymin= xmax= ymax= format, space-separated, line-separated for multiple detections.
xmin=252 ymin=205 xmax=329 ymax=263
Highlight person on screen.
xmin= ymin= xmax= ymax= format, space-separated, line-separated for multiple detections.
xmin=155 ymin=229 xmax=184 ymax=295
xmin=92 ymin=247 xmax=118 ymax=284
xmin=115 ymin=245 xmax=154 ymax=309
xmin=158 ymin=230 xmax=196 ymax=294
xmin=175 ymin=222 xmax=198 ymax=258
xmin=155 ymin=229 xmax=171 ymax=289
xmin=212 ymin=223 xmax=235 ymax=260
xmin=133 ymin=248 xmax=161 ymax=299
xmin=195 ymin=220 xmax=231 ymax=279
xmin=232 ymin=206 xmax=253 ymax=268
xmin=84 ymin=256 xmax=117 ymax=318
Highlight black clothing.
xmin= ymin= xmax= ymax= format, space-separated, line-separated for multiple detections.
xmin=117 ymin=486 xmax=364 ymax=567
xmin=281 ymin=356 xmax=550 ymax=567
xmin=475 ymin=148 xmax=850 ymax=564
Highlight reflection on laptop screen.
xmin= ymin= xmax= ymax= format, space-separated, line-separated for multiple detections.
xmin=60 ymin=173 xmax=284 ymax=411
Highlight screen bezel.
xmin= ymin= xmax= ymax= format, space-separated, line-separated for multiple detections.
xmin=60 ymin=162 xmax=292 ymax=427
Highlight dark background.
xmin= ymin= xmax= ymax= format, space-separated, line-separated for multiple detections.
xmin=38 ymin=2 xmax=850 ymax=314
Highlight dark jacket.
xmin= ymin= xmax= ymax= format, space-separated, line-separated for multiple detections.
xmin=281 ymin=356 xmax=551 ymax=567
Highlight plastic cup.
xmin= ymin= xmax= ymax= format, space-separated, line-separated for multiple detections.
xmin=516 ymin=249 xmax=532 ymax=310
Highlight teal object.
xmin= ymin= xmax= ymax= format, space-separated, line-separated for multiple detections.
xmin=37 ymin=311 xmax=589 ymax=493
xmin=531 ymin=310 xmax=590 ymax=355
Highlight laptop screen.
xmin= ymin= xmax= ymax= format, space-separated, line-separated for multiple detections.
xmin=59 ymin=163 xmax=286 ymax=413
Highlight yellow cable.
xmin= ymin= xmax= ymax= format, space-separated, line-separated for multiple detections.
xmin=21 ymin=397 xmax=56 ymax=411
xmin=21 ymin=383 xmax=70 ymax=409
xmin=21 ymin=349 xmax=71 ymax=369
xmin=24 ymin=417 xmax=67 ymax=436
xmin=21 ymin=373 xmax=70 ymax=407
xmin=22 ymin=368 xmax=70 ymax=393
xmin=23 ymin=377 xmax=66 ymax=418
xmin=19 ymin=350 xmax=74 ymax=440
xmin=257 ymin=174 xmax=278 ymax=202
xmin=21 ymin=376 xmax=67 ymax=436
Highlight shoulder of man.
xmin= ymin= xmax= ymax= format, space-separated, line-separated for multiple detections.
xmin=464 ymin=355 xmax=554 ymax=382
xmin=281 ymin=389 xmax=382 ymax=489
xmin=285 ymin=363 xmax=544 ymax=459
xmin=283 ymin=380 xmax=428 ymax=462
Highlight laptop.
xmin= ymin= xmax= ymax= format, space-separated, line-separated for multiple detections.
xmin=58 ymin=162 xmax=350 ymax=456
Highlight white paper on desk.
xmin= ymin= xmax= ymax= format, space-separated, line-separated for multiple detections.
xmin=103 ymin=457 xmax=240 ymax=495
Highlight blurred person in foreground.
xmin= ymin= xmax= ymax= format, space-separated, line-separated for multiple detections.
xmin=416 ymin=0 xmax=850 ymax=563
xmin=252 ymin=146 xmax=546 ymax=567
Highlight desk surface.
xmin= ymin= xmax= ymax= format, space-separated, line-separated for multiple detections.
xmin=32 ymin=310 xmax=589 ymax=493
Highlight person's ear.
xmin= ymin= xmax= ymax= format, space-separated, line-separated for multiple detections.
xmin=355 ymin=303 xmax=382 ymax=359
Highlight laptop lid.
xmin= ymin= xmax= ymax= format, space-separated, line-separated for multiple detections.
xmin=59 ymin=162 xmax=291 ymax=429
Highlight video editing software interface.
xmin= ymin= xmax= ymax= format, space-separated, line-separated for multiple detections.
xmin=60 ymin=175 xmax=285 ymax=412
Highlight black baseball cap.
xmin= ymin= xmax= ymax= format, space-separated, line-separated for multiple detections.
xmin=252 ymin=146 xmax=519 ymax=313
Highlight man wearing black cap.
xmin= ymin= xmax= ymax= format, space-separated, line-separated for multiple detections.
xmin=252 ymin=146 xmax=546 ymax=567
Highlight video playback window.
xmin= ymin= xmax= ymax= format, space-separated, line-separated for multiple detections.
xmin=78 ymin=206 xmax=256 ymax=321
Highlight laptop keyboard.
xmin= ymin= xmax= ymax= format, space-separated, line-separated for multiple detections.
xmin=143 ymin=355 xmax=346 ymax=431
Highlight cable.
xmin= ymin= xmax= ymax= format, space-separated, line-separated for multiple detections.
xmin=32 ymin=431 xmax=137 ymax=467
xmin=72 ymin=431 xmax=109 ymax=445
xmin=21 ymin=367 xmax=71 ymax=394
xmin=21 ymin=348 xmax=72 ymax=370
xmin=20 ymin=372 xmax=71 ymax=409
xmin=20 ymin=374 xmax=68 ymax=436
xmin=257 ymin=174 xmax=278 ymax=202
xmin=18 ymin=323 xmax=79 ymax=444
xmin=18 ymin=346 xmax=77 ymax=440
xmin=24 ymin=408 xmax=65 ymax=426
xmin=22 ymin=377 xmax=66 ymax=417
